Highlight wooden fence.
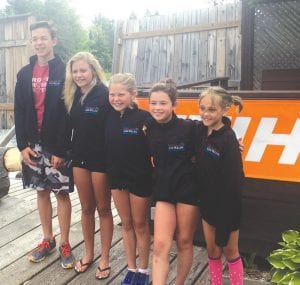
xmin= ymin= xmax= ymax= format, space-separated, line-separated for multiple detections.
xmin=0 ymin=14 xmax=34 ymax=129
xmin=112 ymin=1 xmax=241 ymax=87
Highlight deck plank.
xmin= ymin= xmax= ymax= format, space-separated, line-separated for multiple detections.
xmin=0 ymin=177 xmax=211 ymax=285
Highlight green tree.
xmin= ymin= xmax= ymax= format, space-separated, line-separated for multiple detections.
xmin=88 ymin=15 xmax=115 ymax=72
xmin=1 ymin=0 xmax=88 ymax=62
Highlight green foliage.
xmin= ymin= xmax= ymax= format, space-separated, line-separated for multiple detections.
xmin=242 ymin=252 xmax=258 ymax=270
xmin=267 ymin=230 xmax=300 ymax=285
xmin=1 ymin=0 xmax=89 ymax=62
xmin=88 ymin=15 xmax=115 ymax=72
xmin=0 ymin=0 xmax=114 ymax=69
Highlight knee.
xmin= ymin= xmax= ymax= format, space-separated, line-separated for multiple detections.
xmin=122 ymin=220 xmax=134 ymax=232
xmin=56 ymin=191 xmax=70 ymax=202
xmin=206 ymin=245 xmax=222 ymax=259
xmin=223 ymin=246 xmax=239 ymax=260
xmin=176 ymin=235 xmax=192 ymax=251
xmin=97 ymin=207 xmax=112 ymax=218
xmin=133 ymin=219 xmax=148 ymax=233
xmin=153 ymin=239 xmax=169 ymax=256
xmin=82 ymin=205 xmax=96 ymax=216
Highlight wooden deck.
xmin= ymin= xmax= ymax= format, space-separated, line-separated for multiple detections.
xmin=0 ymin=173 xmax=213 ymax=285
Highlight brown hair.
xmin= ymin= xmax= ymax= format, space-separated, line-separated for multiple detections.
xmin=149 ymin=79 xmax=178 ymax=106
xmin=30 ymin=21 xmax=56 ymax=38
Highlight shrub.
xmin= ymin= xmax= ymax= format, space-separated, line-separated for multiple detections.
xmin=267 ymin=230 xmax=300 ymax=284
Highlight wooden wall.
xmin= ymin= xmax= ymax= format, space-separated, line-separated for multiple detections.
xmin=112 ymin=1 xmax=241 ymax=87
xmin=0 ymin=14 xmax=34 ymax=129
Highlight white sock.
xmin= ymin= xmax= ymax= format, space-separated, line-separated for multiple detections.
xmin=128 ymin=268 xmax=137 ymax=272
xmin=138 ymin=268 xmax=150 ymax=275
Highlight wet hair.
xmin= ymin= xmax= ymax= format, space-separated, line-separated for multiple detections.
xmin=30 ymin=21 xmax=56 ymax=38
xmin=64 ymin=51 xmax=106 ymax=112
xmin=199 ymin=86 xmax=243 ymax=112
xmin=149 ymin=79 xmax=178 ymax=106
xmin=108 ymin=73 xmax=137 ymax=95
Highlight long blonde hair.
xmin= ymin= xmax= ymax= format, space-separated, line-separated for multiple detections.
xmin=64 ymin=51 xmax=106 ymax=113
xmin=199 ymin=86 xmax=243 ymax=112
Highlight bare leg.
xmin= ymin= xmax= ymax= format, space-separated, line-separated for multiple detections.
xmin=37 ymin=190 xmax=53 ymax=240
xmin=73 ymin=167 xmax=96 ymax=270
xmin=92 ymin=172 xmax=113 ymax=278
xmin=202 ymin=220 xmax=223 ymax=285
xmin=152 ymin=202 xmax=177 ymax=285
xmin=130 ymin=193 xmax=151 ymax=269
xmin=174 ymin=203 xmax=199 ymax=285
xmin=56 ymin=191 xmax=72 ymax=245
xmin=223 ymin=230 xmax=240 ymax=260
xmin=112 ymin=189 xmax=137 ymax=269
xmin=202 ymin=220 xmax=222 ymax=258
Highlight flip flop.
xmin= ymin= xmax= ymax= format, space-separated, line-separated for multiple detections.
xmin=95 ymin=266 xmax=111 ymax=280
xmin=74 ymin=258 xmax=93 ymax=273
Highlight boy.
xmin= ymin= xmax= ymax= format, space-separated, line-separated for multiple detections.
xmin=14 ymin=21 xmax=74 ymax=269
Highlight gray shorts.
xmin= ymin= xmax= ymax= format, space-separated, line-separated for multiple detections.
xmin=22 ymin=144 xmax=74 ymax=193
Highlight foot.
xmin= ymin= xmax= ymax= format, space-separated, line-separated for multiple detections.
xmin=121 ymin=270 xmax=137 ymax=285
xmin=59 ymin=242 xmax=75 ymax=269
xmin=135 ymin=272 xmax=150 ymax=285
xmin=95 ymin=266 xmax=111 ymax=280
xmin=74 ymin=258 xmax=93 ymax=273
xmin=27 ymin=238 xmax=56 ymax=263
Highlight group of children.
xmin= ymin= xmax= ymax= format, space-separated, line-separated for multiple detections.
xmin=15 ymin=20 xmax=244 ymax=285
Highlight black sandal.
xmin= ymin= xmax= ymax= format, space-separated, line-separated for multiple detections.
xmin=74 ymin=258 xmax=93 ymax=273
xmin=95 ymin=266 xmax=111 ymax=280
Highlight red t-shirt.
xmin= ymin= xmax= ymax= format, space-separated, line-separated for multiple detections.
xmin=32 ymin=64 xmax=49 ymax=132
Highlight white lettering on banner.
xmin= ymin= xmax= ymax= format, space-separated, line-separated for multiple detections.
xmin=232 ymin=117 xmax=251 ymax=139
xmin=245 ymin=118 xmax=300 ymax=164
xmin=178 ymin=114 xmax=300 ymax=165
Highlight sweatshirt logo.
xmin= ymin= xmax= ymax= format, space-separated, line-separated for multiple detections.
xmin=47 ymin=80 xmax=61 ymax=86
xmin=205 ymin=145 xmax=220 ymax=158
xmin=168 ymin=143 xmax=185 ymax=152
xmin=84 ymin=107 xmax=99 ymax=114
xmin=122 ymin=127 xmax=139 ymax=135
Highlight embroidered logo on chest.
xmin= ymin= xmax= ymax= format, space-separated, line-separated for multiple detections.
xmin=122 ymin=127 xmax=139 ymax=135
xmin=205 ymin=145 xmax=220 ymax=157
xmin=168 ymin=143 xmax=185 ymax=152
xmin=84 ymin=107 xmax=99 ymax=114
xmin=47 ymin=80 xmax=61 ymax=87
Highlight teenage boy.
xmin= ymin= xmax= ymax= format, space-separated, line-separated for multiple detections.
xmin=14 ymin=21 xmax=74 ymax=269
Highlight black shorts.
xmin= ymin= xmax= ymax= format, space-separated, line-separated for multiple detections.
xmin=111 ymin=183 xmax=152 ymax=198
xmin=22 ymin=144 xmax=74 ymax=193
xmin=72 ymin=158 xmax=106 ymax=173
xmin=153 ymin=185 xmax=199 ymax=206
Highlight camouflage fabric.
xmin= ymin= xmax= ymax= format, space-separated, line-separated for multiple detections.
xmin=22 ymin=144 xmax=74 ymax=193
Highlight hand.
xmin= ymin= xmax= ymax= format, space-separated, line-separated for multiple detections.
xmin=51 ymin=155 xmax=65 ymax=169
xmin=238 ymin=138 xmax=244 ymax=153
xmin=21 ymin=147 xmax=38 ymax=166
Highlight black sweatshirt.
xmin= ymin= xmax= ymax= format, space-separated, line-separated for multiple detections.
xmin=14 ymin=55 xmax=70 ymax=157
xmin=146 ymin=115 xmax=198 ymax=205
xmin=194 ymin=119 xmax=244 ymax=247
xmin=69 ymin=84 xmax=111 ymax=164
xmin=105 ymin=105 xmax=153 ymax=192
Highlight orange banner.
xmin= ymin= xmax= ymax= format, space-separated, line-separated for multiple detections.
xmin=137 ymin=98 xmax=300 ymax=182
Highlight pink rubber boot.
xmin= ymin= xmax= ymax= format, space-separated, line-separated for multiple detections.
xmin=227 ymin=256 xmax=244 ymax=285
xmin=208 ymin=257 xmax=223 ymax=285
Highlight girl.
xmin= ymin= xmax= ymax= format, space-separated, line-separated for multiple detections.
xmin=64 ymin=52 xmax=113 ymax=280
xmin=146 ymin=79 xmax=199 ymax=285
xmin=106 ymin=73 xmax=152 ymax=285
xmin=195 ymin=86 xmax=244 ymax=285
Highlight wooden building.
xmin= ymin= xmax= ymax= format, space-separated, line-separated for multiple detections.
xmin=0 ymin=14 xmax=34 ymax=129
